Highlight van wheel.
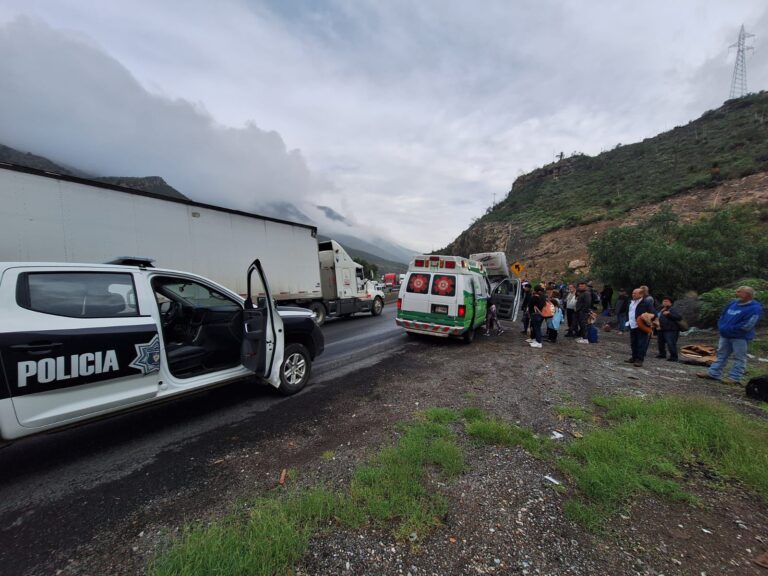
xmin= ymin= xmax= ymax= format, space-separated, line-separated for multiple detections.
xmin=463 ymin=325 xmax=476 ymax=344
xmin=278 ymin=343 xmax=311 ymax=395
xmin=371 ymin=297 xmax=384 ymax=316
xmin=309 ymin=302 xmax=326 ymax=326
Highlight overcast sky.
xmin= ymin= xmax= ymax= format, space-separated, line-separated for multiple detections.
xmin=1 ymin=1 xmax=766 ymax=253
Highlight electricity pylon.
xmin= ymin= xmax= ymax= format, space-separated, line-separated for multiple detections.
xmin=729 ymin=25 xmax=754 ymax=99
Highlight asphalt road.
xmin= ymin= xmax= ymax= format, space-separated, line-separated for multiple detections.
xmin=0 ymin=304 xmax=406 ymax=575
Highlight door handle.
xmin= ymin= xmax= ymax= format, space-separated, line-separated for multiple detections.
xmin=10 ymin=342 xmax=64 ymax=355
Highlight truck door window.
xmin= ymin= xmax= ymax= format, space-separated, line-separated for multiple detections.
xmin=406 ymin=273 xmax=430 ymax=294
xmin=17 ymin=272 xmax=139 ymax=318
xmin=431 ymin=275 xmax=456 ymax=297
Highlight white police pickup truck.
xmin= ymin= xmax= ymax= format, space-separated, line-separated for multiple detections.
xmin=0 ymin=258 xmax=324 ymax=442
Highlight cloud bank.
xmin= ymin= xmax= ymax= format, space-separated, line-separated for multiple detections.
xmin=1 ymin=1 xmax=767 ymax=252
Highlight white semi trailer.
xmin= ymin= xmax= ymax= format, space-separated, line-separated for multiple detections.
xmin=0 ymin=163 xmax=385 ymax=325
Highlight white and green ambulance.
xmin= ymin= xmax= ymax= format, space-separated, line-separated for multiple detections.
xmin=396 ymin=255 xmax=489 ymax=343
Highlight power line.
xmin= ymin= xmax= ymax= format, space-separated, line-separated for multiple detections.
xmin=729 ymin=24 xmax=755 ymax=99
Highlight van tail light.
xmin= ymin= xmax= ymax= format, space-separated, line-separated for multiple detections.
xmin=458 ymin=305 xmax=466 ymax=317
xmin=397 ymin=298 xmax=402 ymax=310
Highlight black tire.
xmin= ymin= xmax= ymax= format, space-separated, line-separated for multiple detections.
xmin=371 ymin=297 xmax=384 ymax=316
xmin=278 ymin=343 xmax=311 ymax=396
xmin=309 ymin=302 xmax=326 ymax=326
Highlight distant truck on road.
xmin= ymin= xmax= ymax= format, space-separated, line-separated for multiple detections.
xmin=0 ymin=163 xmax=385 ymax=326
xmin=383 ymin=273 xmax=399 ymax=290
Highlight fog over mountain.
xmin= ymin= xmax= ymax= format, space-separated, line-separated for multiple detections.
xmin=0 ymin=17 xmax=414 ymax=258
xmin=2 ymin=2 xmax=766 ymax=256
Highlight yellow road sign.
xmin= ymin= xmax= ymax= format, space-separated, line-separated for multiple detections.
xmin=510 ymin=261 xmax=525 ymax=277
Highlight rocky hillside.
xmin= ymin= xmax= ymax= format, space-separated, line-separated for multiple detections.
xmin=443 ymin=92 xmax=768 ymax=280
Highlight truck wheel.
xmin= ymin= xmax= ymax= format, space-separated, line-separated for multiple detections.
xmin=371 ymin=297 xmax=384 ymax=316
xmin=278 ymin=343 xmax=311 ymax=395
xmin=309 ymin=302 xmax=326 ymax=326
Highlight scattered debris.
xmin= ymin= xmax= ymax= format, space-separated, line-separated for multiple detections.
xmin=543 ymin=475 xmax=561 ymax=486
xmin=701 ymin=528 xmax=713 ymax=534
xmin=550 ymin=430 xmax=564 ymax=440
xmin=279 ymin=469 xmax=287 ymax=486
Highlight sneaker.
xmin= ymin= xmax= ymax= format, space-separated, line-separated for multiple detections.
xmin=655 ymin=354 xmax=666 ymax=359
xmin=529 ymin=341 xmax=543 ymax=348
xmin=721 ymin=377 xmax=740 ymax=386
xmin=696 ymin=373 xmax=719 ymax=381
xmin=575 ymin=338 xmax=589 ymax=344
xmin=624 ymin=357 xmax=636 ymax=363
xmin=525 ymin=338 xmax=534 ymax=343
xmin=633 ymin=361 xmax=644 ymax=367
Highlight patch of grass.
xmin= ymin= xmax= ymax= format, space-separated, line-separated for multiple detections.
xmin=464 ymin=415 xmax=551 ymax=457
xmin=555 ymin=405 xmax=591 ymax=421
xmin=421 ymin=407 xmax=460 ymax=424
xmin=150 ymin=488 xmax=342 ymax=576
xmin=461 ymin=407 xmax=486 ymax=423
xmin=560 ymin=395 xmax=768 ymax=530
xmin=150 ymin=411 xmax=465 ymax=574
xmin=760 ymin=403 xmax=768 ymax=415
xmin=321 ymin=450 xmax=335 ymax=461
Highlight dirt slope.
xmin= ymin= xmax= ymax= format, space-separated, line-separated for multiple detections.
xmin=448 ymin=171 xmax=768 ymax=281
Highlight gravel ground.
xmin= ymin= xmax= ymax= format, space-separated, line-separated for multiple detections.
xmin=43 ymin=320 xmax=768 ymax=575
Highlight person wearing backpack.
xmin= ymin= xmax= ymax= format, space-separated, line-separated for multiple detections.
xmin=697 ymin=285 xmax=764 ymax=385
xmin=546 ymin=290 xmax=563 ymax=343
xmin=655 ymin=297 xmax=683 ymax=362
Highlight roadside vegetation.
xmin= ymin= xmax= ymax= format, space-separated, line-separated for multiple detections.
xmin=150 ymin=409 xmax=465 ymax=576
xmin=483 ymin=92 xmax=768 ymax=236
xmin=587 ymin=206 xmax=768 ymax=300
xmin=150 ymin=397 xmax=768 ymax=573
xmin=559 ymin=395 xmax=768 ymax=531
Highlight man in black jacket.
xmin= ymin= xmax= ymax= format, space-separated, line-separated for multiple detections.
xmin=626 ymin=287 xmax=656 ymax=367
xmin=574 ymin=282 xmax=592 ymax=344
xmin=655 ymin=297 xmax=683 ymax=361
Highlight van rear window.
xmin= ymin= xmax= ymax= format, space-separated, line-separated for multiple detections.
xmin=406 ymin=273 xmax=430 ymax=294
xmin=431 ymin=275 xmax=456 ymax=297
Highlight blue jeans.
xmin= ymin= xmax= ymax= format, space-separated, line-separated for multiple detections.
xmin=708 ymin=337 xmax=748 ymax=381
xmin=531 ymin=313 xmax=543 ymax=343
xmin=616 ymin=313 xmax=628 ymax=333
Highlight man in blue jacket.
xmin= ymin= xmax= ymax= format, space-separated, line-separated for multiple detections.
xmin=698 ymin=286 xmax=763 ymax=384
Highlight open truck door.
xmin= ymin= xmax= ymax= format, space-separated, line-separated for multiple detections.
xmin=241 ymin=259 xmax=284 ymax=388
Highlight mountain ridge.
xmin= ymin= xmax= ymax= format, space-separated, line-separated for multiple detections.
xmin=442 ymin=92 xmax=768 ymax=279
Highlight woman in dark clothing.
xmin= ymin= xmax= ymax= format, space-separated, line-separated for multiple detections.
xmin=527 ymin=285 xmax=547 ymax=348
xmin=656 ymin=297 xmax=683 ymax=361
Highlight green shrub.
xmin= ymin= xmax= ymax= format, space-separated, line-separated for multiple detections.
xmin=698 ymin=279 xmax=768 ymax=327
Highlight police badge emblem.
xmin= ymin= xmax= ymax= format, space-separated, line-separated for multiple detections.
xmin=129 ymin=334 xmax=162 ymax=375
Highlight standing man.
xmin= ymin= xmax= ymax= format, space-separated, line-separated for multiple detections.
xmin=698 ymin=286 xmax=763 ymax=384
xmin=655 ymin=297 xmax=683 ymax=362
xmin=574 ymin=281 xmax=592 ymax=344
xmin=565 ymin=284 xmax=578 ymax=337
xmin=520 ymin=282 xmax=532 ymax=335
xmin=626 ymin=287 xmax=656 ymax=367
xmin=614 ymin=288 xmax=630 ymax=334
